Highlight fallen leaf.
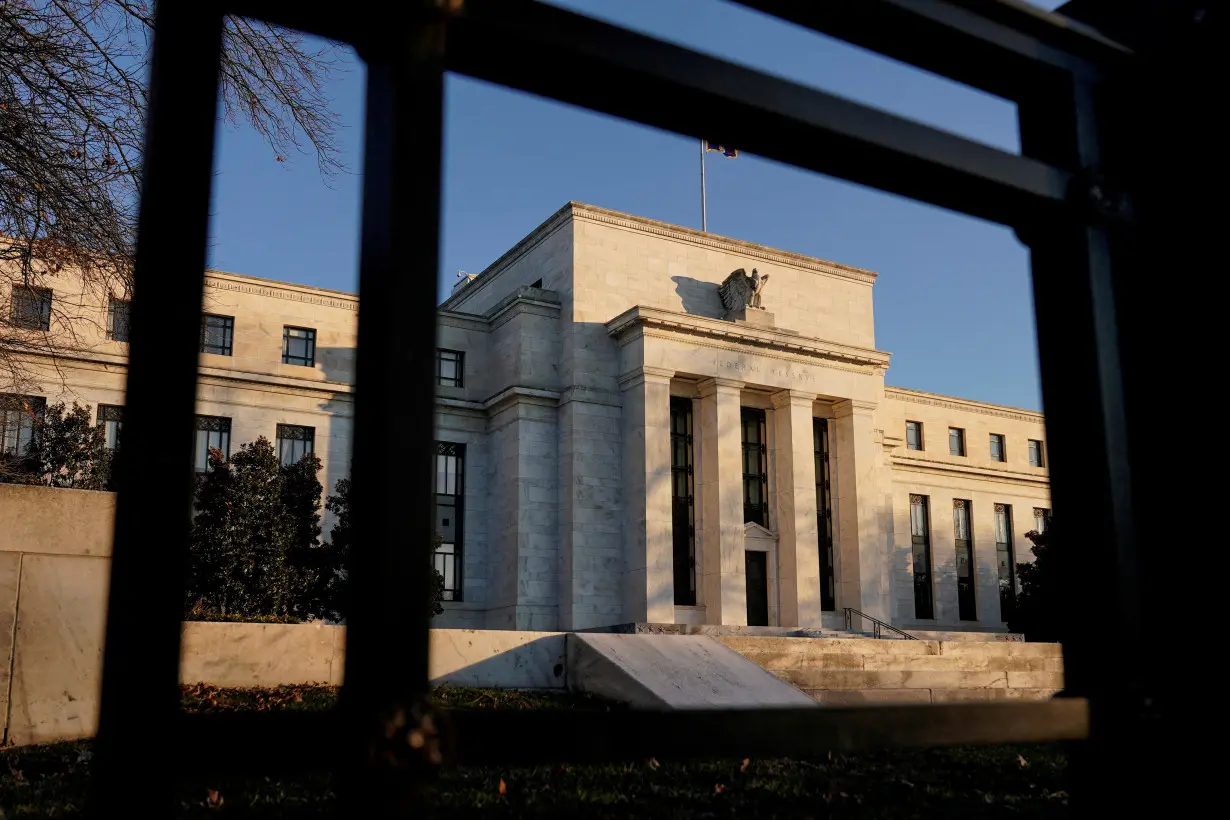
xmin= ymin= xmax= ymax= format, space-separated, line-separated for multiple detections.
xmin=498 ymin=778 xmax=507 ymax=796
xmin=714 ymin=783 xmax=725 ymax=794
xmin=740 ymin=758 xmax=750 ymax=773
xmin=646 ymin=758 xmax=660 ymax=770
xmin=205 ymin=789 xmax=223 ymax=809
xmin=1017 ymin=754 xmax=1030 ymax=769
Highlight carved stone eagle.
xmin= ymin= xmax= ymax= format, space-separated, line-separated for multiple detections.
xmin=718 ymin=267 xmax=770 ymax=312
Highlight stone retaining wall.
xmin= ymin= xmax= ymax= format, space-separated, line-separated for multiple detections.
xmin=718 ymin=636 xmax=1063 ymax=704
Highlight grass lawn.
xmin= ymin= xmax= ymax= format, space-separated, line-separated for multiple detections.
xmin=1 ymin=685 xmax=1072 ymax=818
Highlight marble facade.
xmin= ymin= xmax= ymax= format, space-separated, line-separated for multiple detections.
xmin=1 ymin=201 xmax=1050 ymax=634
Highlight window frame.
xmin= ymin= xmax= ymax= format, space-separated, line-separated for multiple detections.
xmin=740 ymin=407 xmax=770 ymax=528
xmin=989 ymin=432 xmax=1006 ymax=462
xmin=953 ymin=498 xmax=977 ymax=620
xmin=10 ymin=286 xmax=52 ymax=331
xmin=814 ymin=417 xmax=836 ymax=612
xmin=948 ymin=426 xmax=966 ymax=457
xmin=200 ymin=314 xmax=235 ymax=356
xmin=910 ymin=494 xmax=934 ymax=620
xmin=0 ymin=394 xmax=46 ymax=457
xmin=193 ymin=414 xmax=231 ymax=472
xmin=436 ymin=348 xmax=464 ymax=387
xmin=905 ymin=420 xmax=924 ymax=451
xmin=1028 ymin=439 xmax=1045 ymax=467
xmin=97 ymin=404 xmax=124 ymax=451
xmin=282 ymin=326 xmax=317 ymax=367
xmin=275 ymin=423 xmax=315 ymax=466
xmin=433 ymin=441 xmax=466 ymax=601
xmin=995 ymin=503 xmax=1017 ymax=621
xmin=669 ymin=397 xmax=697 ymax=607
xmin=107 ymin=298 xmax=132 ymax=342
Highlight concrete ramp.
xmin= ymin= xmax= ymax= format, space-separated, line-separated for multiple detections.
xmin=566 ymin=633 xmax=817 ymax=709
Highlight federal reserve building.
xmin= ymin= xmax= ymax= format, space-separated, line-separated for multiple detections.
xmin=2 ymin=202 xmax=1051 ymax=635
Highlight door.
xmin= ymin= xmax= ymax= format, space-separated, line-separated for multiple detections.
xmin=745 ymin=551 xmax=769 ymax=626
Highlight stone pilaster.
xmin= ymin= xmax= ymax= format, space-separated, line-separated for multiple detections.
xmin=619 ymin=366 xmax=675 ymax=624
xmin=698 ymin=377 xmax=746 ymax=625
xmin=771 ymin=390 xmax=822 ymax=627
xmin=832 ymin=398 xmax=889 ymax=621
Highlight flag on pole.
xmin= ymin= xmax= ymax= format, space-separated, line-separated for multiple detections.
xmin=705 ymin=140 xmax=738 ymax=158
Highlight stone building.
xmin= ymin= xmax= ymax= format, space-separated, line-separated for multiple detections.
xmin=1 ymin=202 xmax=1049 ymax=634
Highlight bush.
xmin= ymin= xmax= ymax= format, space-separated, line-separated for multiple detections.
xmin=1007 ymin=524 xmax=1061 ymax=642
xmin=0 ymin=401 xmax=111 ymax=489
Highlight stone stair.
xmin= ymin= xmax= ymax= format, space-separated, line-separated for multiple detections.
xmin=717 ymin=636 xmax=1063 ymax=705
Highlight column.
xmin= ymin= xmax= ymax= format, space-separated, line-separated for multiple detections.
xmin=620 ymin=367 xmax=675 ymax=624
xmin=698 ymin=378 xmax=746 ymax=625
xmin=771 ymin=390 xmax=822 ymax=627
xmin=832 ymin=399 xmax=889 ymax=621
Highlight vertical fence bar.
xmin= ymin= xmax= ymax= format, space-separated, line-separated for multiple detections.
xmin=1018 ymin=72 xmax=1145 ymax=813
xmin=90 ymin=2 xmax=225 ymax=815
xmin=341 ymin=8 xmax=448 ymax=816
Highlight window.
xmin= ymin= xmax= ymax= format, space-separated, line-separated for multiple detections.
xmin=282 ymin=326 xmax=316 ymax=367
xmin=814 ymin=418 xmax=836 ymax=611
xmin=0 ymin=394 xmax=45 ymax=456
xmin=1033 ymin=507 xmax=1050 ymax=534
xmin=194 ymin=415 xmax=231 ymax=472
xmin=949 ymin=426 xmax=966 ymax=456
xmin=433 ymin=441 xmax=465 ymax=601
xmin=1028 ymin=439 xmax=1045 ymax=467
xmin=910 ymin=494 xmax=934 ymax=619
xmin=741 ymin=407 xmax=769 ymax=527
xmin=670 ymin=398 xmax=696 ymax=606
xmin=437 ymin=349 xmax=463 ymax=387
xmin=97 ymin=405 xmax=124 ymax=451
xmin=953 ymin=499 xmax=976 ymax=620
xmin=989 ymin=433 xmax=1006 ymax=462
xmin=200 ymin=314 xmax=234 ymax=356
xmin=107 ymin=298 xmax=131 ymax=342
xmin=10 ymin=286 xmax=52 ymax=331
xmin=995 ymin=503 xmax=1017 ymax=621
xmin=276 ymin=424 xmax=315 ymax=466
xmin=905 ymin=420 xmax=923 ymax=451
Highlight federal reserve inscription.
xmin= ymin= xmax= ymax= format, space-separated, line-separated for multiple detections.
xmin=719 ymin=360 xmax=817 ymax=383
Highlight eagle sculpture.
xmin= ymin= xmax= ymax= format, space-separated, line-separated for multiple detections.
xmin=717 ymin=267 xmax=770 ymax=312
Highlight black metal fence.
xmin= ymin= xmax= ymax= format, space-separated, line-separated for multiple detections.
xmin=92 ymin=0 xmax=1206 ymax=815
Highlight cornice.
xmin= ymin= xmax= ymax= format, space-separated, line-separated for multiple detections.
xmin=204 ymin=272 xmax=359 ymax=312
xmin=891 ymin=454 xmax=1050 ymax=488
xmin=886 ymin=386 xmax=1043 ymax=424
xmin=570 ymin=203 xmax=878 ymax=286
xmin=606 ymin=305 xmax=891 ymax=371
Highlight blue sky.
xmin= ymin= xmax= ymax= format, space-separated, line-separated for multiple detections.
xmin=207 ymin=0 xmax=1067 ymax=411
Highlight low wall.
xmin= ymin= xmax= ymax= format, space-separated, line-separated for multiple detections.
xmin=0 ymin=484 xmax=564 ymax=746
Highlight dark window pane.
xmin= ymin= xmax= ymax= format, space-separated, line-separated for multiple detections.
xmin=200 ymin=315 xmax=234 ymax=356
xmin=670 ymin=397 xmax=696 ymax=606
xmin=433 ymin=441 xmax=466 ymax=600
xmin=910 ymin=494 xmax=933 ymax=619
xmin=10 ymin=287 xmax=52 ymax=331
xmin=282 ymin=327 xmax=316 ymax=367
xmin=995 ymin=504 xmax=1016 ymax=620
xmin=814 ymin=418 xmax=835 ymax=611
xmin=741 ymin=407 xmax=768 ymax=528
xmin=107 ymin=299 xmax=131 ymax=342
xmin=437 ymin=349 xmax=464 ymax=387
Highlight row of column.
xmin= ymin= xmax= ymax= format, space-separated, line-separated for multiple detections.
xmin=620 ymin=368 xmax=884 ymax=627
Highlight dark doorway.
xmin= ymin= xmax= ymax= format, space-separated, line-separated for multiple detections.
xmin=745 ymin=551 xmax=769 ymax=626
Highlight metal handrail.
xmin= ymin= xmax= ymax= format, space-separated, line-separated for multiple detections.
xmin=843 ymin=607 xmax=920 ymax=640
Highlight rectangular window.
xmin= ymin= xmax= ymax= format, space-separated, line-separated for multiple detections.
xmin=194 ymin=415 xmax=231 ymax=472
xmin=1033 ymin=507 xmax=1050 ymax=534
xmin=282 ymin=326 xmax=316 ymax=367
xmin=1028 ymin=439 xmax=1045 ymax=467
xmin=995 ymin=503 xmax=1017 ymax=621
xmin=989 ymin=433 xmax=1006 ymax=462
xmin=276 ymin=424 xmax=315 ymax=467
xmin=949 ymin=426 xmax=966 ymax=456
xmin=107 ymin=298 xmax=131 ymax=342
xmin=97 ymin=405 xmax=124 ymax=451
xmin=905 ymin=420 xmax=923 ymax=451
xmin=200 ymin=314 xmax=234 ymax=356
xmin=10 ymin=286 xmax=52 ymax=331
xmin=814 ymin=418 xmax=836 ymax=611
xmin=741 ymin=407 xmax=769 ymax=528
xmin=0 ymin=394 xmax=45 ymax=456
xmin=437 ymin=349 xmax=464 ymax=387
xmin=954 ymin=499 xmax=976 ymax=620
xmin=670 ymin=398 xmax=696 ymax=606
xmin=433 ymin=441 xmax=465 ymax=601
xmin=910 ymin=494 xmax=934 ymax=619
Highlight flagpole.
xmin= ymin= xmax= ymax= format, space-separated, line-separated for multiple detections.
xmin=699 ymin=138 xmax=707 ymax=232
